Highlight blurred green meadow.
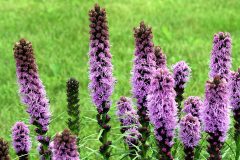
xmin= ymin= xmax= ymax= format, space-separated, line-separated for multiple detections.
xmin=1 ymin=0 xmax=240 ymax=159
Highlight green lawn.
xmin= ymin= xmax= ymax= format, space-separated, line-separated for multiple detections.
xmin=0 ymin=0 xmax=240 ymax=159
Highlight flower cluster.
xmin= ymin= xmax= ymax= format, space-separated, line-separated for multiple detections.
xmin=52 ymin=129 xmax=79 ymax=160
xmin=132 ymin=22 xmax=156 ymax=157
xmin=0 ymin=138 xmax=10 ymax=160
xmin=14 ymin=38 xmax=51 ymax=158
xmin=116 ymin=97 xmax=141 ymax=143
xmin=183 ymin=96 xmax=203 ymax=119
xmin=89 ymin=4 xmax=114 ymax=113
xmin=179 ymin=114 xmax=201 ymax=160
xmin=172 ymin=61 xmax=191 ymax=117
xmin=209 ymin=32 xmax=232 ymax=81
xmin=116 ymin=97 xmax=140 ymax=132
xmin=173 ymin=61 xmax=191 ymax=90
xmin=89 ymin=4 xmax=114 ymax=158
xmin=12 ymin=122 xmax=31 ymax=159
xmin=154 ymin=46 xmax=166 ymax=69
xmin=203 ymin=76 xmax=230 ymax=159
xmin=132 ymin=21 xmax=156 ymax=123
xmin=148 ymin=69 xmax=177 ymax=159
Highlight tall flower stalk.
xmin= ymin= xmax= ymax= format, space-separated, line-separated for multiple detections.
xmin=230 ymin=68 xmax=240 ymax=160
xmin=14 ymin=39 xmax=51 ymax=159
xmin=154 ymin=46 xmax=167 ymax=69
xmin=0 ymin=138 xmax=10 ymax=160
xmin=66 ymin=78 xmax=80 ymax=153
xmin=179 ymin=114 xmax=201 ymax=160
xmin=132 ymin=21 xmax=156 ymax=158
xmin=148 ymin=69 xmax=177 ymax=160
xmin=89 ymin=4 xmax=114 ymax=159
xmin=209 ymin=32 xmax=232 ymax=82
xmin=52 ymin=129 xmax=79 ymax=160
xmin=12 ymin=122 xmax=31 ymax=160
xmin=116 ymin=97 xmax=141 ymax=159
xmin=172 ymin=61 xmax=191 ymax=119
xmin=203 ymin=76 xmax=230 ymax=160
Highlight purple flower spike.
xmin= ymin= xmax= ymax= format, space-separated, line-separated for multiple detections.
xmin=116 ymin=97 xmax=141 ymax=159
xmin=203 ymin=76 xmax=230 ymax=160
xmin=89 ymin=4 xmax=114 ymax=158
xmin=116 ymin=97 xmax=140 ymax=132
xmin=230 ymin=68 xmax=240 ymax=159
xmin=14 ymin=39 xmax=51 ymax=159
xmin=52 ymin=129 xmax=79 ymax=160
xmin=132 ymin=21 xmax=156 ymax=158
xmin=125 ymin=127 xmax=142 ymax=147
xmin=154 ymin=46 xmax=167 ymax=69
xmin=89 ymin=4 xmax=114 ymax=113
xmin=148 ymin=69 xmax=177 ymax=160
xmin=172 ymin=61 xmax=191 ymax=117
xmin=179 ymin=114 xmax=201 ymax=160
xmin=12 ymin=122 xmax=31 ymax=160
xmin=173 ymin=61 xmax=191 ymax=89
xmin=183 ymin=96 xmax=203 ymax=119
xmin=209 ymin=32 xmax=232 ymax=82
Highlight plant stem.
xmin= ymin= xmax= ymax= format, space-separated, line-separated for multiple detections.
xmin=97 ymin=103 xmax=111 ymax=160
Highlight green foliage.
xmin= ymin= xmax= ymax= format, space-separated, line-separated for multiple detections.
xmin=0 ymin=0 xmax=240 ymax=159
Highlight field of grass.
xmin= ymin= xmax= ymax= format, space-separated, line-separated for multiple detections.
xmin=1 ymin=0 xmax=240 ymax=159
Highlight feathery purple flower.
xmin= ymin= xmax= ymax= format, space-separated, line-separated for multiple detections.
xmin=14 ymin=38 xmax=51 ymax=159
xmin=89 ymin=4 xmax=114 ymax=114
xmin=148 ymin=69 xmax=177 ymax=160
xmin=183 ymin=96 xmax=203 ymax=119
xmin=154 ymin=46 xmax=167 ymax=69
xmin=52 ymin=129 xmax=79 ymax=160
xmin=89 ymin=4 xmax=114 ymax=159
xmin=116 ymin=97 xmax=140 ymax=133
xmin=132 ymin=21 xmax=156 ymax=158
xmin=203 ymin=76 xmax=230 ymax=160
xmin=0 ymin=138 xmax=10 ymax=160
xmin=172 ymin=61 xmax=191 ymax=116
xmin=209 ymin=32 xmax=232 ymax=82
xmin=179 ymin=114 xmax=201 ymax=160
xmin=230 ymin=68 xmax=240 ymax=160
xmin=116 ymin=97 xmax=141 ymax=159
xmin=12 ymin=122 xmax=31 ymax=160
xmin=173 ymin=61 xmax=191 ymax=90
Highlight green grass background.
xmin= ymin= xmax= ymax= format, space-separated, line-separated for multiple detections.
xmin=1 ymin=0 xmax=240 ymax=159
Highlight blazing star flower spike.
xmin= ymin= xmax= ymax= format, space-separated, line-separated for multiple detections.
xmin=116 ymin=97 xmax=141 ymax=159
xmin=12 ymin=122 xmax=31 ymax=160
xmin=209 ymin=32 xmax=232 ymax=81
xmin=173 ymin=61 xmax=191 ymax=89
xmin=52 ymin=129 xmax=79 ymax=160
xmin=179 ymin=114 xmax=201 ymax=160
xmin=14 ymin=38 xmax=51 ymax=159
xmin=183 ymin=96 xmax=203 ymax=119
xmin=89 ymin=4 xmax=114 ymax=159
xmin=116 ymin=97 xmax=140 ymax=132
xmin=0 ymin=138 xmax=10 ymax=160
xmin=132 ymin=21 xmax=156 ymax=158
xmin=148 ymin=68 xmax=177 ymax=160
xmin=203 ymin=76 xmax=230 ymax=160
xmin=89 ymin=3 xmax=114 ymax=113
xmin=154 ymin=46 xmax=167 ymax=69
xmin=172 ymin=61 xmax=191 ymax=118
